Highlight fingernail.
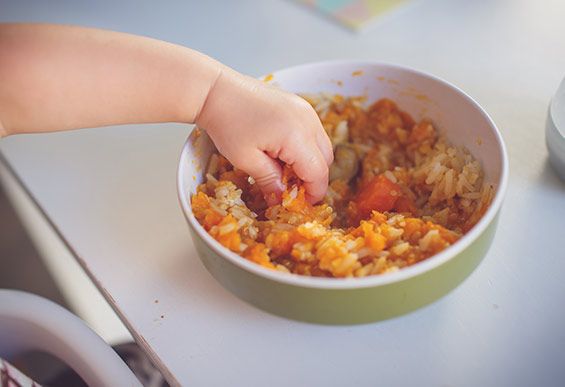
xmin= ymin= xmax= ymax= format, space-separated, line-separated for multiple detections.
xmin=276 ymin=180 xmax=286 ymax=193
xmin=265 ymin=191 xmax=281 ymax=206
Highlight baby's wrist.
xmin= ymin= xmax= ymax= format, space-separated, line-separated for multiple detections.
xmin=172 ymin=48 xmax=227 ymax=126
xmin=194 ymin=63 xmax=239 ymax=134
xmin=194 ymin=67 xmax=222 ymax=130
xmin=0 ymin=121 xmax=8 ymax=138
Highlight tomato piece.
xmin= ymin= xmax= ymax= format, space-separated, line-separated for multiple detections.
xmin=394 ymin=196 xmax=417 ymax=214
xmin=355 ymin=175 xmax=401 ymax=219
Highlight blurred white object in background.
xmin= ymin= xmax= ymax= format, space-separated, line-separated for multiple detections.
xmin=0 ymin=290 xmax=141 ymax=386
xmin=547 ymin=77 xmax=565 ymax=181
xmin=0 ymin=164 xmax=132 ymax=345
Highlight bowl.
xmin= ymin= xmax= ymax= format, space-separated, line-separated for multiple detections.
xmin=177 ymin=61 xmax=508 ymax=325
xmin=546 ymin=76 xmax=565 ymax=181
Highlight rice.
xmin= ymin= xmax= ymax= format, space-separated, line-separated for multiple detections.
xmin=191 ymin=95 xmax=494 ymax=278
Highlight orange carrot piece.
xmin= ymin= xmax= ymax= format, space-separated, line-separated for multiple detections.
xmin=356 ymin=175 xmax=401 ymax=219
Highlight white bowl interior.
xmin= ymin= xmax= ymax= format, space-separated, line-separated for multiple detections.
xmin=177 ymin=61 xmax=507 ymax=288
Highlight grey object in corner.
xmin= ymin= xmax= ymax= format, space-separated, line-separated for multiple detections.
xmin=547 ymin=77 xmax=565 ymax=181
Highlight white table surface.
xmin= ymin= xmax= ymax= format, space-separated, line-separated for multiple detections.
xmin=2 ymin=1 xmax=565 ymax=386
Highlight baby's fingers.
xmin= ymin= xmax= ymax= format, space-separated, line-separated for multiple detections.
xmin=279 ymin=138 xmax=329 ymax=203
xmin=236 ymin=150 xmax=285 ymax=205
xmin=316 ymin=129 xmax=334 ymax=166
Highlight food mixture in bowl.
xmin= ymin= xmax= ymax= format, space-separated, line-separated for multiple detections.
xmin=191 ymin=95 xmax=494 ymax=278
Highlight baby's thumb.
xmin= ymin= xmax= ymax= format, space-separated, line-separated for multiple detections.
xmin=237 ymin=150 xmax=284 ymax=205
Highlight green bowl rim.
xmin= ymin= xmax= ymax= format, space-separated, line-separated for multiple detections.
xmin=177 ymin=60 xmax=509 ymax=290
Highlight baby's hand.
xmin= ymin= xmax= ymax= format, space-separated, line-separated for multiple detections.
xmin=196 ymin=67 xmax=333 ymax=204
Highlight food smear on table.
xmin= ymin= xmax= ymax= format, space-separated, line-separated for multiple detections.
xmin=191 ymin=95 xmax=493 ymax=278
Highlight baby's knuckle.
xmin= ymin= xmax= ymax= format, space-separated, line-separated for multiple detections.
xmin=309 ymin=155 xmax=327 ymax=175
xmin=255 ymin=171 xmax=279 ymax=185
xmin=290 ymin=94 xmax=311 ymax=110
